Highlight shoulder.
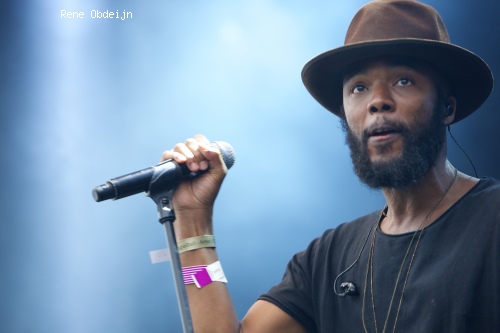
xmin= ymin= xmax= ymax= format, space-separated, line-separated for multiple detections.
xmin=441 ymin=177 xmax=500 ymax=234
xmin=478 ymin=177 xmax=500 ymax=192
xmin=472 ymin=177 xmax=500 ymax=191
xmin=460 ymin=177 xmax=500 ymax=206
xmin=257 ymin=209 xmax=385 ymax=332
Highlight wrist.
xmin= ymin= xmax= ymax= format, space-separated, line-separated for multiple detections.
xmin=173 ymin=209 xmax=213 ymax=239
xmin=177 ymin=235 xmax=216 ymax=254
xmin=179 ymin=247 xmax=218 ymax=267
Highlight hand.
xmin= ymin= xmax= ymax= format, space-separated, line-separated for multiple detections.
xmin=160 ymin=134 xmax=227 ymax=235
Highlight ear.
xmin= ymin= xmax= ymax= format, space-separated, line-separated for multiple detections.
xmin=444 ymin=96 xmax=457 ymax=125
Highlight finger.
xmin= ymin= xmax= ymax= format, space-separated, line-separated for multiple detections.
xmin=193 ymin=134 xmax=211 ymax=170
xmin=184 ymin=138 xmax=211 ymax=172
xmin=194 ymin=134 xmax=210 ymax=146
xmin=198 ymin=141 xmax=226 ymax=174
xmin=160 ymin=140 xmax=196 ymax=163
xmin=160 ymin=149 xmax=187 ymax=163
xmin=160 ymin=135 xmax=213 ymax=170
xmin=173 ymin=141 xmax=195 ymax=159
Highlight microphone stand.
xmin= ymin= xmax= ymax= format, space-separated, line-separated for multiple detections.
xmin=149 ymin=187 xmax=194 ymax=333
xmin=93 ymin=143 xmax=234 ymax=332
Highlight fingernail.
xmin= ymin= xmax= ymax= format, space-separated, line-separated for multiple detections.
xmin=199 ymin=160 xmax=208 ymax=170
xmin=189 ymin=162 xmax=199 ymax=171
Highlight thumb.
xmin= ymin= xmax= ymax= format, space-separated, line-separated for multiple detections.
xmin=199 ymin=141 xmax=229 ymax=177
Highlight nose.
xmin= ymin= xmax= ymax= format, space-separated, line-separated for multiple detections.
xmin=367 ymin=83 xmax=394 ymax=113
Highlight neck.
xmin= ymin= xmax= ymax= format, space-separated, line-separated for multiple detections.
xmin=379 ymin=157 xmax=476 ymax=234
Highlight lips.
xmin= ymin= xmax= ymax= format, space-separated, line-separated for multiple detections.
xmin=367 ymin=124 xmax=401 ymax=138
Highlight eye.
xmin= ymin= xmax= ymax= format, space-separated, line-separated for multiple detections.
xmin=351 ymin=84 xmax=366 ymax=94
xmin=396 ymin=77 xmax=412 ymax=86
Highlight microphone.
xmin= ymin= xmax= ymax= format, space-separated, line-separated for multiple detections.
xmin=92 ymin=141 xmax=235 ymax=202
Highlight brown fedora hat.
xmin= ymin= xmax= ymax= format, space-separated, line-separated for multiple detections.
xmin=302 ymin=0 xmax=494 ymax=124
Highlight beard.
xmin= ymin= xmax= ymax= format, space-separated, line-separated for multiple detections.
xmin=342 ymin=106 xmax=446 ymax=189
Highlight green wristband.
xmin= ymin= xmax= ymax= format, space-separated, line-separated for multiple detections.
xmin=177 ymin=235 xmax=216 ymax=254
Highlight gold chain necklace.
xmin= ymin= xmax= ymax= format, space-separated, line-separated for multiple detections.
xmin=362 ymin=168 xmax=458 ymax=333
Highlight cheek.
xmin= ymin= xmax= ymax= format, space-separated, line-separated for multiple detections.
xmin=407 ymin=98 xmax=436 ymax=125
xmin=343 ymin=104 xmax=363 ymax=135
xmin=343 ymin=92 xmax=366 ymax=119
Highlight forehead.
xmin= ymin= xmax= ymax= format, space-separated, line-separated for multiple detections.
xmin=342 ymin=57 xmax=438 ymax=83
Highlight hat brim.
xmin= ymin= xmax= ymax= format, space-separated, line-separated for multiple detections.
xmin=301 ymin=39 xmax=493 ymax=124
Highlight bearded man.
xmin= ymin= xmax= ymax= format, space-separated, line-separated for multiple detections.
xmin=160 ymin=1 xmax=500 ymax=332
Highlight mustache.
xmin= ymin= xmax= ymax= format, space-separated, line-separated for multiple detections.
xmin=362 ymin=117 xmax=409 ymax=142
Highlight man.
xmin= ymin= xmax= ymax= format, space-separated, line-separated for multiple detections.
xmin=161 ymin=1 xmax=499 ymax=332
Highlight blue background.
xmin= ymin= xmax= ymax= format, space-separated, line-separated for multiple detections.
xmin=1 ymin=0 xmax=499 ymax=332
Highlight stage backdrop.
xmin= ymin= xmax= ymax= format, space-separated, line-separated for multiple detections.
xmin=1 ymin=1 xmax=499 ymax=332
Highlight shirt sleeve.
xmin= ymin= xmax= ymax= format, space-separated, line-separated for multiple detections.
xmin=258 ymin=237 xmax=321 ymax=333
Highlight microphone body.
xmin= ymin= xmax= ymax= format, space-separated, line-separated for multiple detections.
xmin=92 ymin=141 xmax=235 ymax=202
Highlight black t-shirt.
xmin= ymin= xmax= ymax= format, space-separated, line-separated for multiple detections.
xmin=259 ymin=178 xmax=500 ymax=333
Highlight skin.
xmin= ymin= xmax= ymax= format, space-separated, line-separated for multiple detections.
xmin=159 ymin=58 xmax=479 ymax=332
xmin=342 ymin=58 xmax=478 ymax=234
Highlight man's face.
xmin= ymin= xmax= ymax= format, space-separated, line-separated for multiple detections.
xmin=341 ymin=58 xmax=446 ymax=189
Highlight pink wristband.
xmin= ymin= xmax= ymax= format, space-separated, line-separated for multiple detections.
xmin=193 ymin=269 xmax=212 ymax=288
xmin=181 ymin=261 xmax=227 ymax=288
xmin=181 ymin=265 xmax=206 ymax=285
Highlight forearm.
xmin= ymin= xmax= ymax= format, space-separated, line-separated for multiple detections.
xmin=161 ymin=136 xmax=304 ymax=332
xmin=163 ymin=135 xmax=241 ymax=331
xmin=175 ymin=216 xmax=240 ymax=333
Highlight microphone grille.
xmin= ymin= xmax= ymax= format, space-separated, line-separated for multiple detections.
xmin=211 ymin=141 xmax=236 ymax=170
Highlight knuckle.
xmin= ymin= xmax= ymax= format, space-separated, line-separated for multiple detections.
xmin=194 ymin=134 xmax=209 ymax=143
xmin=161 ymin=150 xmax=173 ymax=161
xmin=173 ymin=143 xmax=186 ymax=151
xmin=185 ymin=138 xmax=198 ymax=145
